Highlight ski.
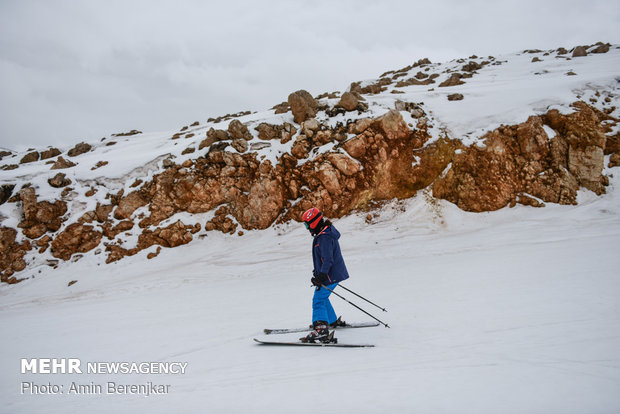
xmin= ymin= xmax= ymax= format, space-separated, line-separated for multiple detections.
xmin=253 ymin=338 xmax=374 ymax=348
xmin=263 ymin=321 xmax=380 ymax=335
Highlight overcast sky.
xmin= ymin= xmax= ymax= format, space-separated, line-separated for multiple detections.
xmin=1 ymin=0 xmax=619 ymax=151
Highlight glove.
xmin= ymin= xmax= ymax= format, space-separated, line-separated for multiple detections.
xmin=311 ymin=272 xmax=328 ymax=288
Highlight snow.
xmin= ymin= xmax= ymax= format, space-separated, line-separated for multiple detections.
xmin=1 ymin=46 xmax=620 ymax=413
xmin=2 ymin=171 xmax=619 ymax=413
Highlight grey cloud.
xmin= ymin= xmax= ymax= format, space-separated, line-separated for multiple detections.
xmin=1 ymin=0 xmax=619 ymax=150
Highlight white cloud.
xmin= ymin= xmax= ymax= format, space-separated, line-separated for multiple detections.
xmin=0 ymin=0 xmax=618 ymax=150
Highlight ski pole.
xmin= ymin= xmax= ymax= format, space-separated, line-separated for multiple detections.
xmin=320 ymin=284 xmax=390 ymax=328
xmin=337 ymin=284 xmax=387 ymax=312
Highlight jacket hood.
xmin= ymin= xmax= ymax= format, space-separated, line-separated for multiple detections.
xmin=317 ymin=224 xmax=340 ymax=240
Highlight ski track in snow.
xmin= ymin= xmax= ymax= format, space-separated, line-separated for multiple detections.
xmin=1 ymin=46 xmax=620 ymax=413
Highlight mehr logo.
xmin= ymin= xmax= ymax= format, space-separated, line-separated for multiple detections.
xmin=21 ymin=358 xmax=82 ymax=374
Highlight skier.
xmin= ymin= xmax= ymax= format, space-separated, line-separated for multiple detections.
xmin=300 ymin=207 xmax=350 ymax=343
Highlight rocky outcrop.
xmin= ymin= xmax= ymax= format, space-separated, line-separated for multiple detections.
xmin=288 ymin=90 xmax=318 ymax=123
xmin=0 ymin=227 xmax=30 ymax=284
xmin=51 ymin=223 xmax=102 ymax=260
xmin=0 ymin=94 xmax=617 ymax=281
xmin=433 ymin=102 xmax=611 ymax=211
xmin=17 ymin=187 xmax=67 ymax=239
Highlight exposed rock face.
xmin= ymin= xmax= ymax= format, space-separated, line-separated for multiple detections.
xmin=51 ymin=223 xmax=102 ymax=260
xmin=447 ymin=93 xmax=464 ymax=101
xmin=433 ymin=102 xmax=610 ymax=211
xmin=1 ymin=98 xmax=617 ymax=282
xmin=0 ymin=227 xmax=30 ymax=284
xmin=18 ymin=187 xmax=67 ymax=239
xmin=114 ymin=191 xmax=148 ymax=220
xmin=288 ymin=90 xmax=318 ymax=123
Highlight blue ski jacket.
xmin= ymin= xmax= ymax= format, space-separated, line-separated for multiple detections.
xmin=312 ymin=224 xmax=350 ymax=284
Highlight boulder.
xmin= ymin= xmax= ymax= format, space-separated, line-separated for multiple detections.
xmin=48 ymin=173 xmax=72 ymax=188
xmin=20 ymin=151 xmax=40 ymax=164
xmin=68 ymin=142 xmax=92 ymax=157
xmin=40 ymin=148 xmax=61 ymax=160
xmin=228 ymin=120 xmax=253 ymax=141
xmin=572 ymin=46 xmax=588 ymax=57
xmin=288 ymin=90 xmax=318 ymax=124
xmin=338 ymin=92 xmax=358 ymax=111
xmin=51 ymin=156 xmax=76 ymax=170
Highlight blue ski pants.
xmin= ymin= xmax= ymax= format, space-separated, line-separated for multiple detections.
xmin=312 ymin=283 xmax=339 ymax=324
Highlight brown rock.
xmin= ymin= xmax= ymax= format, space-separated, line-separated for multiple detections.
xmin=572 ymin=46 xmax=588 ymax=57
xmin=207 ymin=128 xmax=230 ymax=141
xmin=228 ymin=120 xmax=253 ymax=141
xmin=199 ymin=136 xmax=218 ymax=150
xmin=40 ymin=148 xmax=61 ymax=160
xmin=68 ymin=142 xmax=92 ymax=157
xmin=147 ymin=246 xmax=162 ymax=259
xmin=439 ymin=73 xmax=465 ymax=87
xmin=231 ymin=139 xmax=249 ymax=153
xmin=0 ymin=227 xmax=31 ymax=283
xmin=288 ymin=90 xmax=318 ymax=124
xmin=51 ymin=156 xmax=76 ymax=170
xmin=377 ymin=110 xmax=411 ymax=140
xmin=18 ymin=187 xmax=67 ymax=238
xmin=316 ymin=163 xmax=342 ymax=196
xmin=327 ymin=153 xmax=361 ymax=176
xmin=114 ymin=191 xmax=148 ymax=220
xmin=291 ymin=137 xmax=311 ymax=159
xmin=1 ymin=184 xmax=15 ymax=205
xmin=591 ymin=43 xmax=610 ymax=54
xmin=48 ymin=173 xmax=72 ymax=188
xmin=342 ymin=135 xmax=368 ymax=158
xmin=301 ymin=119 xmax=320 ymax=138
xmin=20 ymin=151 xmax=40 ymax=164
xmin=447 ymin=93 xmax=464 ymax=101
xmin=51 ymin=223 xmax=102 ymax=260
xmin=338 ymin=92 xmax=359 ymax=111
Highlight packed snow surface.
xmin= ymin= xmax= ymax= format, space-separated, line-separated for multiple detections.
xmin=2 ymin=174 xmax=619 ymax=413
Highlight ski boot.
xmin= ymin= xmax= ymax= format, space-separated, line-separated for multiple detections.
xmin=329 ymin=316 xmax=348 ymax=329
xmin=300 ymin=321 xmax=332 ymax=343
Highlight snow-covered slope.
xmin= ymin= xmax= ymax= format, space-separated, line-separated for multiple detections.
xmin=1 ymin=44 xmax=620 ymax=413
xmin=2 ymin=174 xmax=619 ymax=413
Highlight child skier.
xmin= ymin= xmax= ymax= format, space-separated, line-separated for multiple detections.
xmin=300 ymin=207 xmax=350 ymax=343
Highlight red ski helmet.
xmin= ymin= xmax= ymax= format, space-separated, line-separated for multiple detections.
xmin=302 ymin=207 xmax=323 ymax=230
